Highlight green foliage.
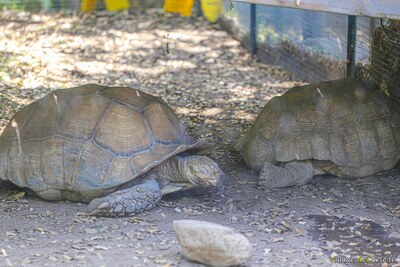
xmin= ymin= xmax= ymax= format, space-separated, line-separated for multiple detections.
xmin=0 ymin=0 xmax=43 ymax=11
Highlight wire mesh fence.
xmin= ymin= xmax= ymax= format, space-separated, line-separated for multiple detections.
xmin=220 ymin=1 xmax=400 ymax=103
xmin=370 ymin=19 xmax=400 ymax=102
xmin=221 ymin=2 xmax=350 ymax=82
xmin=258 ymin=6 xmax=349 ymax=82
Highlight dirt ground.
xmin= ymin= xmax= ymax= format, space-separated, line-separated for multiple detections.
xmin=0 ymin=10 xmax=399 ymax=267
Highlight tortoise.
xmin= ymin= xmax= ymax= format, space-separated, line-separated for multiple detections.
xmin=236 ymin=78 xmax=400 ymax=188
xmin=0 ymin=84 xmax=224 ymax=217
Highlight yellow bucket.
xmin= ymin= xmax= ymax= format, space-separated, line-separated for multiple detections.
xmin=163 ymin=0 xmax=195 ymax=17
xmin=201 ymin=0 xmax=221 ymax=23
xmin=81 ymin=0 xmax=130 ymax=12
xmin=81 ymin=0 xmax=97 ymax=12
xmin=104 ymin=0 xmax=130 ymax=11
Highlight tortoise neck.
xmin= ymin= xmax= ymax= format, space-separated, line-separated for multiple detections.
xmin=156 ymin=156 xmax=187 ymax=183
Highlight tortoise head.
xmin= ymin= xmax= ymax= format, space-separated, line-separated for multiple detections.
xmin=161 ymin=155 xmax=224 ymax=196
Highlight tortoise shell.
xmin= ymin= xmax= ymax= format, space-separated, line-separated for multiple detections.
xmin=0 ymin=84 xmax=201 ymax=201
xmin=237 ymin=78 xmax=400 ymax=178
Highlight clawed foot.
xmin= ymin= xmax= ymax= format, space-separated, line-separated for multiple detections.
xmin=87 ymin=179 xmax=161 ymax=217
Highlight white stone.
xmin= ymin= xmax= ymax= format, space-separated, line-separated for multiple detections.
xmin=173 ymin=220 xmax=252 ymax=267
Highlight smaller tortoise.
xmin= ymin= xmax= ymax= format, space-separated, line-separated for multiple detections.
xmin=0 ymin=84 xmax=224 ymax=217
xmin=236 ymin=78 xmax=400 ymax=188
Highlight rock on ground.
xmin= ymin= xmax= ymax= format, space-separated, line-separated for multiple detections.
xmin=173 ymin=219 xmax=252 ymax=267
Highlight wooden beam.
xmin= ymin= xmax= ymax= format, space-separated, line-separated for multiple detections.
xmin=232 ymin=0 xmax=400 ymax=19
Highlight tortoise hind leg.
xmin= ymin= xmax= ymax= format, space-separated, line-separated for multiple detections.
xmin=259 ymin=160 xmax=314 ymax=188
xmin=87 ymin=179 xmax=161 ymax=217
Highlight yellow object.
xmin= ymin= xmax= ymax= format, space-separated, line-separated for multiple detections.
xmin=81 ymin=0 xmax=97 ymax=12
xmin=163 ymin=0 xmax=195 ymax=17
xmin=104 ymin=0 xmax=130 ymax=11
xmin=201 ymin=0 xmax=222 ymax=23
xmin=81 ymin=0 xmax=130 ymax=12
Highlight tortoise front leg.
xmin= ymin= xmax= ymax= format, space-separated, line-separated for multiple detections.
xmin=259 ymin=160 xmax=314 ymax=188
xmin=87 ymin=179 xmax=161 ymax=217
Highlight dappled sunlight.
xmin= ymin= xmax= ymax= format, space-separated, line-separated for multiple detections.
xmin=201 ymin=107 xmax=224 ymax=117
xmin=167 ymin=31 xmax=208 ymax=42
xmin=175 ymin=107 xmax=198 ymax=115
xmin=157 ymin=59 xmax=198 ymax=69
xmin=177 ymin=45 xmax=211 ymax=54
xmin=234 ymin=110 xmax=257 ymax=122
xmin=0 ymin=10 xmax=300 ymax=139
xmin=74 ymin=61 xmax=109 ymax=75
xmin=266 ymin=80 xmax=305 ymax=89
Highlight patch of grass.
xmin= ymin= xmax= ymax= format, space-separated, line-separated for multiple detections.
xmin=0 ymin=0 xmax=42 ymax=12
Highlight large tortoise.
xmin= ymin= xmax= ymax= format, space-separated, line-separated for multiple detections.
xmin=236 ymin=78 xmax=400 ymax=188
xmin=0 ymin=84 xmax=224 ymax=217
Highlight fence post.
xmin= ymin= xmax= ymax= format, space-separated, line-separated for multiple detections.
xmin=250 ymin=3 xmax=257 ymax=55
xmin=346 ymin=15 xmax=357 ymax=77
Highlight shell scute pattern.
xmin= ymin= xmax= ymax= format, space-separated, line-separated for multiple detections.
xmin=93 ymin=102 xmax=154 ymax=155
xmin=239 ymin=78 xmax=400 ymax=178
xmin=0 ymin=84 xmax=196 ymax=196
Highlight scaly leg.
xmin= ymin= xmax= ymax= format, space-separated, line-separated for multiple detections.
xmin=87 ymin=179 xmax=161 ymax=217
xmin=259 ymin=160 xmax=314 ymax=188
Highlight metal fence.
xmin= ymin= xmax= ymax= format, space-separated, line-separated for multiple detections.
xmin=220 ymin=1 xmax=400 ymax=103
xmin=370 ymin=19 xmax=400 ymax=101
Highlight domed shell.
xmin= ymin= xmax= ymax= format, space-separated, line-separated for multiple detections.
xmin=237 ymin=78 xmax=400 ymax=177
xmin=0 ymin=84 xmax=202 ymax=200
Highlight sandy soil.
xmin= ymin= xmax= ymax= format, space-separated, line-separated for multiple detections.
xmin=0 ymin=10 xmax=399 ymax=267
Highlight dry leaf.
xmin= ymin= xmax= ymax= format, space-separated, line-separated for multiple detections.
xmin=294 ymin=227 xmax=304 ymax=236
xmin=281 ymin=220 xmax=291 ymax=229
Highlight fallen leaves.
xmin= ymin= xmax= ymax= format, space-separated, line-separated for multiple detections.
xmin=10 ymin=191 xmax=25 ymax=200
xmin=271 ymin=237 xmax=284 ymax=243
xmin=34 ymin=227 xmax=57 ymax=235
xmin=294 ymin=227 xmax=304 ymax=236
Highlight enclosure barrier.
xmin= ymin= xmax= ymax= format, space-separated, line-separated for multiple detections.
xmin=221 ymin=0 xmax=400 ymax=103
xmin=1 ymin=0 xmax=399 ymax=102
